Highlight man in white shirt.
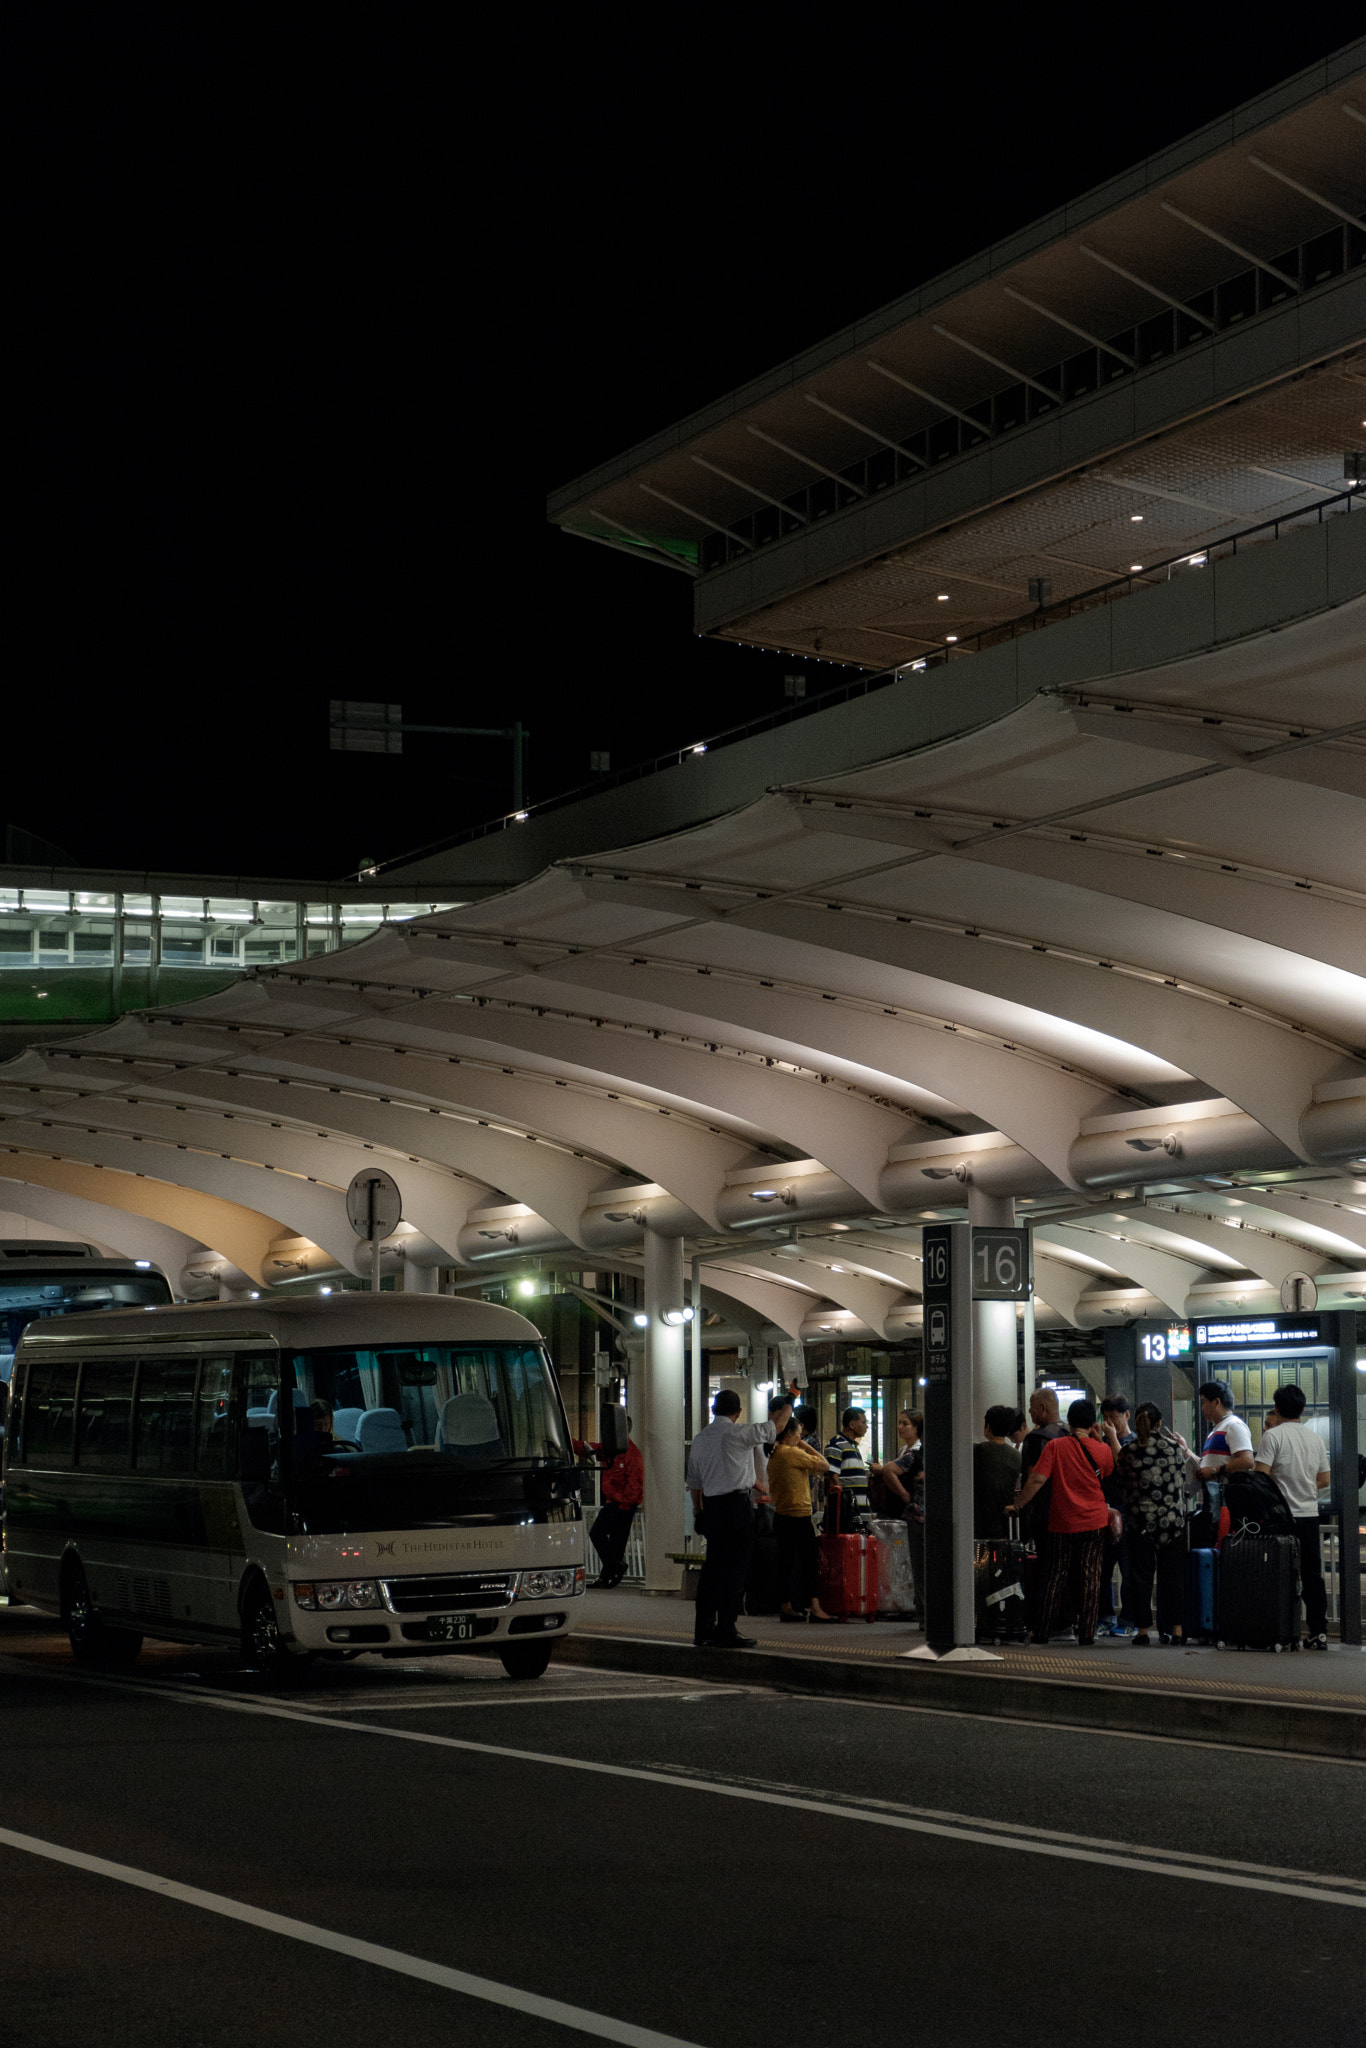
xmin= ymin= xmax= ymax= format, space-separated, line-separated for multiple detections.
xmin=1194 ymin=1380 xmax=1253 ymax=1520
xmin=1255 ymin=1384 xmax=1331 ymax=1649
xmin=686 ymin=1389 xmax=777 ymax=1650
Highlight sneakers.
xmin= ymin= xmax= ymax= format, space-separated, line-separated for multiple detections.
xmin=1305 ymin=1633 xmax=1329 ymax=1652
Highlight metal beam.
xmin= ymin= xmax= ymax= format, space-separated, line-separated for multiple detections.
xmin=803 ymin=392 xmax=927 ymax=467
xmin=867 ymin=358 xmax=994 ymax=438
xmin=690 ymin=454 xmax=809 ymax=522
xmin=932 ymin=325 xmax=1061 ymax=405
xmin=1158 ymin=201 xmax=1300 ymax=291
xmin=745 ymin=425 xmax=867 ymax=496
xmin=1077 ymin=244 xmax=1215 ymax=328
xmin=1246 ymin=154 xmax=1365 ymax=231
xmin=638 ymin=483 xmax=753 ymax=548
xmin=1001 ymin=285 xmax=1136 ymax=366
xmin=567 ymin=523 xmax=698 ymax=576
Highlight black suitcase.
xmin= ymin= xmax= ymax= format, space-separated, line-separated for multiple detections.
xmin=744 ymin=1505 xmax=783 ymax=1616
xmin=1217 ymin=1528 xmax=1300 ymax=1650
xmin=976 ymin=1512 xmax=1032 ymax=1642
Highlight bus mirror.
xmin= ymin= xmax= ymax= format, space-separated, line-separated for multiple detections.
xmin=598 ymin=1404 xmax=628 ymax=1456
xmin=240 ymin=1425 xmax=271 ymax=1482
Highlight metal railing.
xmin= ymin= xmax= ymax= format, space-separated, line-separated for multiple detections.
xmin=371 ymin=484 xmax=1361 ymax=877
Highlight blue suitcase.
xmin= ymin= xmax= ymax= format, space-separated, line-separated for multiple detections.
xmin=1186 ymin=1548 xmax=1216 ymax=1640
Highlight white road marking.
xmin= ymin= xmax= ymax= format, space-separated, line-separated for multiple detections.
xmin=26 ymin=1663 xmax=1366 ymax=1910
xmin=286 ymin=1687 xmax=734 ymax=1715
xmin=0 ymin=1824 xmax=705 ymax=2048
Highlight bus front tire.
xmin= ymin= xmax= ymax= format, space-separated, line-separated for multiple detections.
xmin=61 ymin=1561 xmax=143 ymax=1669
xmin=241 ymin=1582 xmax=301 ymax=1681
xmin=499 ymin=1641 xmax=554 ymax=1681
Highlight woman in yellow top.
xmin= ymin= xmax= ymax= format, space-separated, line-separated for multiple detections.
xmin=767 ymin=1419 xmax=835 ymax=1622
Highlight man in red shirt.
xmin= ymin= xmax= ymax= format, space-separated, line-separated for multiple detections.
xmin=588 ymin=1416 xmax=644 ymax=1589
xmin=1012 ymin=1399 xmax=1114 ymax=1646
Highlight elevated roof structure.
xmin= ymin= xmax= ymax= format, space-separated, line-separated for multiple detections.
xmin=0 ymin=514 xmax=1362 ymax=1340
xmin=549 ymin=43 xmax=1366 ymax=669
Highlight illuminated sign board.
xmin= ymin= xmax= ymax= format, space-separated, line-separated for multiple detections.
xmin=1195 ymin=1318 xmax=1321 ymax=1349
xmin=1138 ymin=1325 xmax=1192 ymax=1364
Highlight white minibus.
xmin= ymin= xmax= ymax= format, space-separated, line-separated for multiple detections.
xmin=3 ymin=1292 xmax=586 ymax=1680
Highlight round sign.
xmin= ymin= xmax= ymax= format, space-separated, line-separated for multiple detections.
xmin=1279 ymin=1271 xmax=1318 ymax=1313
xmin=346 ymin=1167 xmax=402 ymax=1242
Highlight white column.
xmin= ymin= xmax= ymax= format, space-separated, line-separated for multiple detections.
xmin=403 ymin=1260 xmax=438 ymax=1294
xmin=689 ymin=1257 xmax=704 ymax=1440
xmin=967 ymin=1186 xmax=1018 ymax=1421
xmin=641 ymin=1229 xmax=686 ymax=1591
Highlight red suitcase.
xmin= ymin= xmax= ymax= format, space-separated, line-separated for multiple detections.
xmin=817 ymin=1533 xmax=880 ymax=1621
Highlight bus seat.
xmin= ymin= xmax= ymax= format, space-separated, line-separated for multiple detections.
xmin=437 ymin=1393 xmax=501 ymax=1455
xmin=332 ymin=1406 xmax=366 ymax=1443
xmin=355 ymin=1407 xmax=407 ymax=1456
xmin=245 ymin=1406 xmax=273 ymax=1428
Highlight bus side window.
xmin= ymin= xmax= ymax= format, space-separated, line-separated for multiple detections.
xmin=195 ymin=1357 xmax=236 ymax=1480
xmin=134 ymin=1358 xmax=198 ymax=1478
xmin=75 ymin=1359 xmax=136 ymax=1472
xmin=22 ymin=1357 xmax=76 ymax=1468
xmin=237 ymin=1351 xmax=283 ymax=1480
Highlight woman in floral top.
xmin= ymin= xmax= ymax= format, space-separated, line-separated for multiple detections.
xmin=1117 ymin=1403 xmax=1191 ymax=1646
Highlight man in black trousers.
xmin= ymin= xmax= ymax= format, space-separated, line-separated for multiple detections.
xmin=686 ymin=1389 xmax=777 ymax=1649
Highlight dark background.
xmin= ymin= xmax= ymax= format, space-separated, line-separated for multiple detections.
xmin=8 ymin=10 xmax=1363 ymax=880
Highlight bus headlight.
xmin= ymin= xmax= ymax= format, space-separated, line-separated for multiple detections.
xmin=293 ymin=1580 xmax=381 ymax=1610
xmin=516 ymin=1567 xmax=585 ymax=1600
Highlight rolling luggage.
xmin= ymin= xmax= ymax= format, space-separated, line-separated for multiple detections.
xmin=1217 ymin=1528 xmax=1299 ymax=1650
xmin=743 ymin=1505 xmax=783 ymax=1616
xmin=1186 ymin=1548 xmax=1217 ymax=1641
xmin=1222 ymin=1470 xmax=1294 ymax=1536
xmin=869 ymin=1517 xmax=915 ymax=1616
xmin=817 ymin=1532 xmax=880 ymax=1621
xmin=975 ymin=1512 xmax=1031 ymax=1642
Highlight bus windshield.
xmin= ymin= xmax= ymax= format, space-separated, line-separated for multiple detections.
xmin=0 ymin=1272 xmax=172 ymax=1382
xmin=277 ymin=1342 xmax=574 ymax=1535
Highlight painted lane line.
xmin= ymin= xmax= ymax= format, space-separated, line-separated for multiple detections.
xmin=0 ymin=1825 xmax=705 ymax=2048
xmin=32 ymin=1665 xmax=1366 ymax=1910
xmin=283 ymin=1687 xmax=736 ymax=1715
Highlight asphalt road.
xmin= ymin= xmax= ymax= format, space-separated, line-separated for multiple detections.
xmin=0 ymin=1611 xmax=1363 ymax=2048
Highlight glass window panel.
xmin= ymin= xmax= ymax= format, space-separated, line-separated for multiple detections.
xmin=134 ymin=1357 xmax=198 ymax=1477
xmin=195 ymin=1356 xmax=236 ymax=1478
xmin=75 ymin=1359 xmax=136 ymax=1471
xmin=22 ymin=1358 xmax=75 ymax=1467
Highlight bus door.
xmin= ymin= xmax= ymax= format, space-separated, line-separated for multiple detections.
xmin=193 ymin=1354 xmax=246 ymax=1631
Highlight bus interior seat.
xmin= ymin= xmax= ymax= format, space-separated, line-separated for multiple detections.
xmin=436 ymin=1393 xmax=501 ymax=1456
xmin=355 ymin=1407 xmax=408 ymax=1456
xmin=332 ymin=1405 xmax=366 ymax=1443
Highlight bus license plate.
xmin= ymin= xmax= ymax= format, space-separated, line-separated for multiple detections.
xmin=428 ymin=1613 xmax=477 ymax=1642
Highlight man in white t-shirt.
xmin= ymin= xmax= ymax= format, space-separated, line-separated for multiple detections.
xmin=1193 ymin=1380 xmax=1253 ymax=1527
xmin=1255 ymin=1384 xmax=1331 ymax=1649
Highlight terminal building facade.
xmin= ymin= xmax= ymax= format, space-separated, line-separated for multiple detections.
xmin=0 ymin=50 xmax=1362 ymax=1633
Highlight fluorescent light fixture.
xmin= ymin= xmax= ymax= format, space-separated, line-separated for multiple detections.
xmin=911 ymin=659 xmax=927 ymax=671
xmin=135 ymin=1260 xmax=151 ymax=1269
xmin=632 ymin=1311 xmax=649 ymax=1328
xmin=945 ymin=634 xmax=958 ymax=642
xmin=513 ymin=811 xmax=529 ymax=822
xmin=692 ymin=744 xmax=707 ymax=755
xmin=1130 ymin=514 xmax=1143 ymax=522
xmin=1130 ymin=563 xmax=1143 ymax=571
xmin=936 ymin=592 xmax=949 ymax=602
xmin=830 ymin=1265 xmax=845 ymax=1273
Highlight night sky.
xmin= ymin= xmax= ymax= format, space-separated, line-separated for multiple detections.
xmin=9 ymin=11 xmax=1362 ymax=882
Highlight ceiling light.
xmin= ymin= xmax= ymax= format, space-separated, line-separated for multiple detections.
xmin=661 ymin=1306 xmax=694 ymax=1325
xmin=1130 ymin=564 xmax=1143 ymax=572
xmin=1130 ymin=514 xmax=1143 ymax=522
xmin=830 ymin=1265 xmax=845 ymax=1273
xmin=517 ymin=1278 xmax=536 ymax=1297
xmin=936 ymin=593 xmax=950 ymax=602
xmin=911 ymin=659 xmax=927 ymax=671
xmin=692 ymin=744 xmax=707 ymax=755
xmin=945 ymin=634 xmax=958 ymax=643
xmin=632 ymin=1311 xmax=649 ymax=1328
xmin=513 ymin=810 xmax=529 ymax=822
xmin=250 ymin=1291 xmax=260 ymax=1300
xmin=135 ymin=1260 xmax=151 ymax=1269
xmin=320 ymin=1285 xmax=332 ymax=1296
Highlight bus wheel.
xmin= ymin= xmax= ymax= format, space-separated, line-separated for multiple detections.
xmin=499 ymin=1642 xmax=554 ymax=1681
xmin=240 ymin=1582 xmax=299 ymax=1681
xmin=62 ymin=1562 xmax=143 ymax=1668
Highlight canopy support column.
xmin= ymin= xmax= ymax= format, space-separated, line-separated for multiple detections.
xmin=641 ymin=1228 xmax=686 ymax=1591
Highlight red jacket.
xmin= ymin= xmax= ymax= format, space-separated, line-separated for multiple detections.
xmin=596 ymin=1438 xmax=644 ymax=1508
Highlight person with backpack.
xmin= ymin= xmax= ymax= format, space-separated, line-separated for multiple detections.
xmin=1012 ymin=1399 xmax=1113 ymax=1645
xmin=1254 ymin=1384 xmax=1331 ymax=1650
xmin=1116 ymin=1403 xmax=1189 ymax=1646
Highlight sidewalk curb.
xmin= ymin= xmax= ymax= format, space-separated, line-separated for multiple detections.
xmin=554 ymin=1633 xmax=1366 ymax=1760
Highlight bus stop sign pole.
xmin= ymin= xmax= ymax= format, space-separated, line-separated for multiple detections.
xmin=345 ymin=1168 xmax=402 ymax=1296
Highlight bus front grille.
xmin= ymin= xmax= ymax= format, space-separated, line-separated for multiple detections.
xmin=382 ymin=1572 xmax=516 ymax=1612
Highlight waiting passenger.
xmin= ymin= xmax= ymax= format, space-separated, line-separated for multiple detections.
xmin=973 ymin=1406 xmax=1023 ymax=1539
xmin=766 ymin=1419 xmax=834 ymax=1623
xmin=1254 ymin=1384 xmax=1331 ymax=1651
xmin=1013 ymin=1399 xmax=1113 ymax=1646
xmin=1195 ymin=1380 xmax=1254 ymax=1515
xmin=588 ymin=1415 xmax=644 ymax=1590
xmin=1117 ymin=1403 xmax=1188 ymax=1646
xmin=824 ymin=1407 xmax=871 ymax=1529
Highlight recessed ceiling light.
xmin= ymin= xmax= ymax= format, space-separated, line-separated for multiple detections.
xmin=1130 ymin=514 xmax=1143 ymax=522
xmin=945 ymin=634 xmax=958 ymax=642
xmin=1130 ymin=563 xmax=1143 ymax=571
xmin=936 ymin=592 xmax=950 ymax=602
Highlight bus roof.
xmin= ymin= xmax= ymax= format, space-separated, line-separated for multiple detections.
xmin=14 ymin=1292 xmax=544 ymax=1353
